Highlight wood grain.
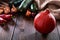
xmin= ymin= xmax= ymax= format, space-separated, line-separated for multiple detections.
xmin=12 ymin=15 xmax=60 ymax=40
xmin=56 ymin=21 xmax=60 ymax=40
xmin=0 ymin=18 xmax=17 ymax=40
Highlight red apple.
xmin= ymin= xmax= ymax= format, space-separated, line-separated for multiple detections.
xmin=34 ymin=9 xmax=56 ymax=34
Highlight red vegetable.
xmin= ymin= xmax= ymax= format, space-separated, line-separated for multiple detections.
xmin=11 ymin=5 xmax=17 ymax=13
xmin=0 ymin=14 xmax=12 ymax=21
xmin=26 ymin=10 xmax=31 ymax=17
xmin=4 ymin=6 xmax=10 ymax=14
xmin=0 ymin=7 xmax=3 ymax=14
xmin=0 ymin=17 xmax=7 ymax=25
xmin=34 ymin=9 xmax=56 ymax=34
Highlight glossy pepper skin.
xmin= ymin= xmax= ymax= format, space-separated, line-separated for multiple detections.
xmin=18 ymin=0 xmax=33 ymax=12
xmin=34 ymin=9 xmax=56 ymax=34
xmin=0 ymin=17 xmax=7 ymax=25
xmin=0 ymin=14 xmax=12 ymax=21
xmin=30 ymin=2 xmax=38 ymax=12
xmin=9 ymin=0 xmax=23 ymax=7
xmin=13 ymin=0 xmax=23 ymax=7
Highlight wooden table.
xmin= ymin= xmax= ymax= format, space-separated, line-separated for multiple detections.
xmin=0 ymin=15 xmax=60 ymax=40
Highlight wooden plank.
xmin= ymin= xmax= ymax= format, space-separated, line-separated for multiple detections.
xmin=32 ymin=26 xmax=59 ymax=40
xmin=13 ymin=15 xmax=59 ymax=40
xmin=33 ymin=21 xmax=60 ymax=40
xmin=0 ymin=18 xmax=17 ymax=40
xmin=56 ymin=21 xmax=60 ymax=40
xmin=12 ymin=15 xmax=36 ymax=40
xmin=35 ymin=27 xmax=60 ymax=40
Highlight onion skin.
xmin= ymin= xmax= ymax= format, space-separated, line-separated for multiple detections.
xmin=34 ymin=9 xmax=56 ymax=34
xmin=0 ymin=17 xmax=7 ymax=25
xmin=0 ymin=14 xmax=12 ymax=21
